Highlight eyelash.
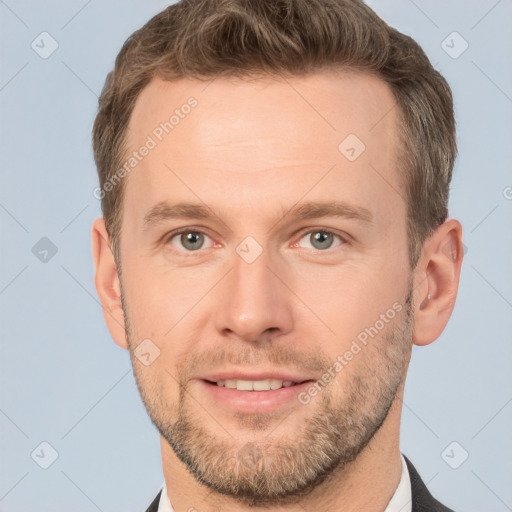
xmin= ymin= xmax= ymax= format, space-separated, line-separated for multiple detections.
xmin=164 ymin=227 xmax=348 ymax=255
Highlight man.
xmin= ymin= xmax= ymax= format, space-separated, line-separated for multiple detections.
xmin=91 ymin=0 xmax=463 ymax=510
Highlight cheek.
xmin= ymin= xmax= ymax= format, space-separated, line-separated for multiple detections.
xmin=122 ymin=264 xmax=211 ymax=372
xmin=132 ymin=356 xmax=179 ymax=417
xmin=291 ymin=260 xmax=404 ymax=344
xmin=121 ymin=263 xmax=184 ymax=336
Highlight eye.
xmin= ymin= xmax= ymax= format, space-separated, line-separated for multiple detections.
xmin=295 ymin=229 xmax=346 ymax=251
xmin=166 ymin=229 xmax=214 ymax=252
xmin=164 ymin=228 xmax=346 ymax=254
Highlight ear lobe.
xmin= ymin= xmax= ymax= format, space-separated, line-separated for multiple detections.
xmin=91 ymin=217 xmax=128 ymax=350
xmin=412 ymin=218 xmax=464 ymax=347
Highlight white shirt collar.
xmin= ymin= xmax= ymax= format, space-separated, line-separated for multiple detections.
xmin=157 ymin=454 xmax=411 ymax=512
xmin=157 ymin=481 xmax=174 ymax=512
xmin=384 ymin=454 xmax=412 ymax=512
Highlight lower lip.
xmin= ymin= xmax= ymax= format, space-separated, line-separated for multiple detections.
xmin=199 ymin=379 xmax=315 ymax=413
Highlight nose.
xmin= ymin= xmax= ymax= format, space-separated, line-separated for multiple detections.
xmin=213 ymin=243 xmax=294 ymax=343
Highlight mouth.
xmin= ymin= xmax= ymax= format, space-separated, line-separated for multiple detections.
xmin=199 ymin=377 xmax=316 ymax=413
xmin=203 ymin=378 xmax=312 ymax=391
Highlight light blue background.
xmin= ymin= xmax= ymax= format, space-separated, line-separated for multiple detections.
xmin=1 ymin=1 xmax=511 ymax=510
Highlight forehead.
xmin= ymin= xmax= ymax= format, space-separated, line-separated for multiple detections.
xmin=122 ymin=70 xmax=403 ymax=230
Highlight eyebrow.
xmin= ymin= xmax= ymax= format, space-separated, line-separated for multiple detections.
xmin=142 ymin=199 xmax=373 ymax=229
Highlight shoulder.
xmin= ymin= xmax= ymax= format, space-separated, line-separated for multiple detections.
xmin=144 ymin=489 xmax=162 ymax=512
xmin=403 ymin=454 xmax=456 ymax=512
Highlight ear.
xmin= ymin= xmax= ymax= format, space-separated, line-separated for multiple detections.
xmin=91 ymin=217 xmax=128 ymax=350
xmin=412 ymin=218 xmax=464 ymax=346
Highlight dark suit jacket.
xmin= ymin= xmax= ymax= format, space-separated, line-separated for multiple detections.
xmin=144 ymin=454 xmax=455 ymax=511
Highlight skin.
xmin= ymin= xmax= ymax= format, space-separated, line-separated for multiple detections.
xmin=92 ymin=70 xmax=464 ymax=512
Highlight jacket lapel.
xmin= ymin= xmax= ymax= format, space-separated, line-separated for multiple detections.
xmin=144 ymin=489 xmax=162 ymax=512
xmin=403 ymin=454 xmax=455 ymax=512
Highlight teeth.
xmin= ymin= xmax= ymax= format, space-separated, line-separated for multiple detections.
xmin=215 ymin=379 xmax=298 ymax=391
xmin=270 ymin=379 xmax=282 ymax=390
xmin=254 ymin=379 xmax=272 ymax=391
xmin=236 ymin=380 xmax=253 ymax=391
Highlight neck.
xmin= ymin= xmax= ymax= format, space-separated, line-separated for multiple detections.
xmin=160 ymin=387 xmax=404 ymax=512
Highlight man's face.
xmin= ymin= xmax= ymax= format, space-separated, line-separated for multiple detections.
xmin=119 ymin=71 xmax=415 ymax=505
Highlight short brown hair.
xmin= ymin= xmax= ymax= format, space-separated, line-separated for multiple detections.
xmin=92 ymin=0 xmax=456 ymax=270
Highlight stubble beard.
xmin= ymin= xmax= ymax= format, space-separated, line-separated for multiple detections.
xmin=123 ymin=284 xmax=414 ymax=507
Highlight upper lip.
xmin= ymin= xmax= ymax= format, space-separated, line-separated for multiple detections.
xmin=200 ymin=370 xmax=315 ymax=383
